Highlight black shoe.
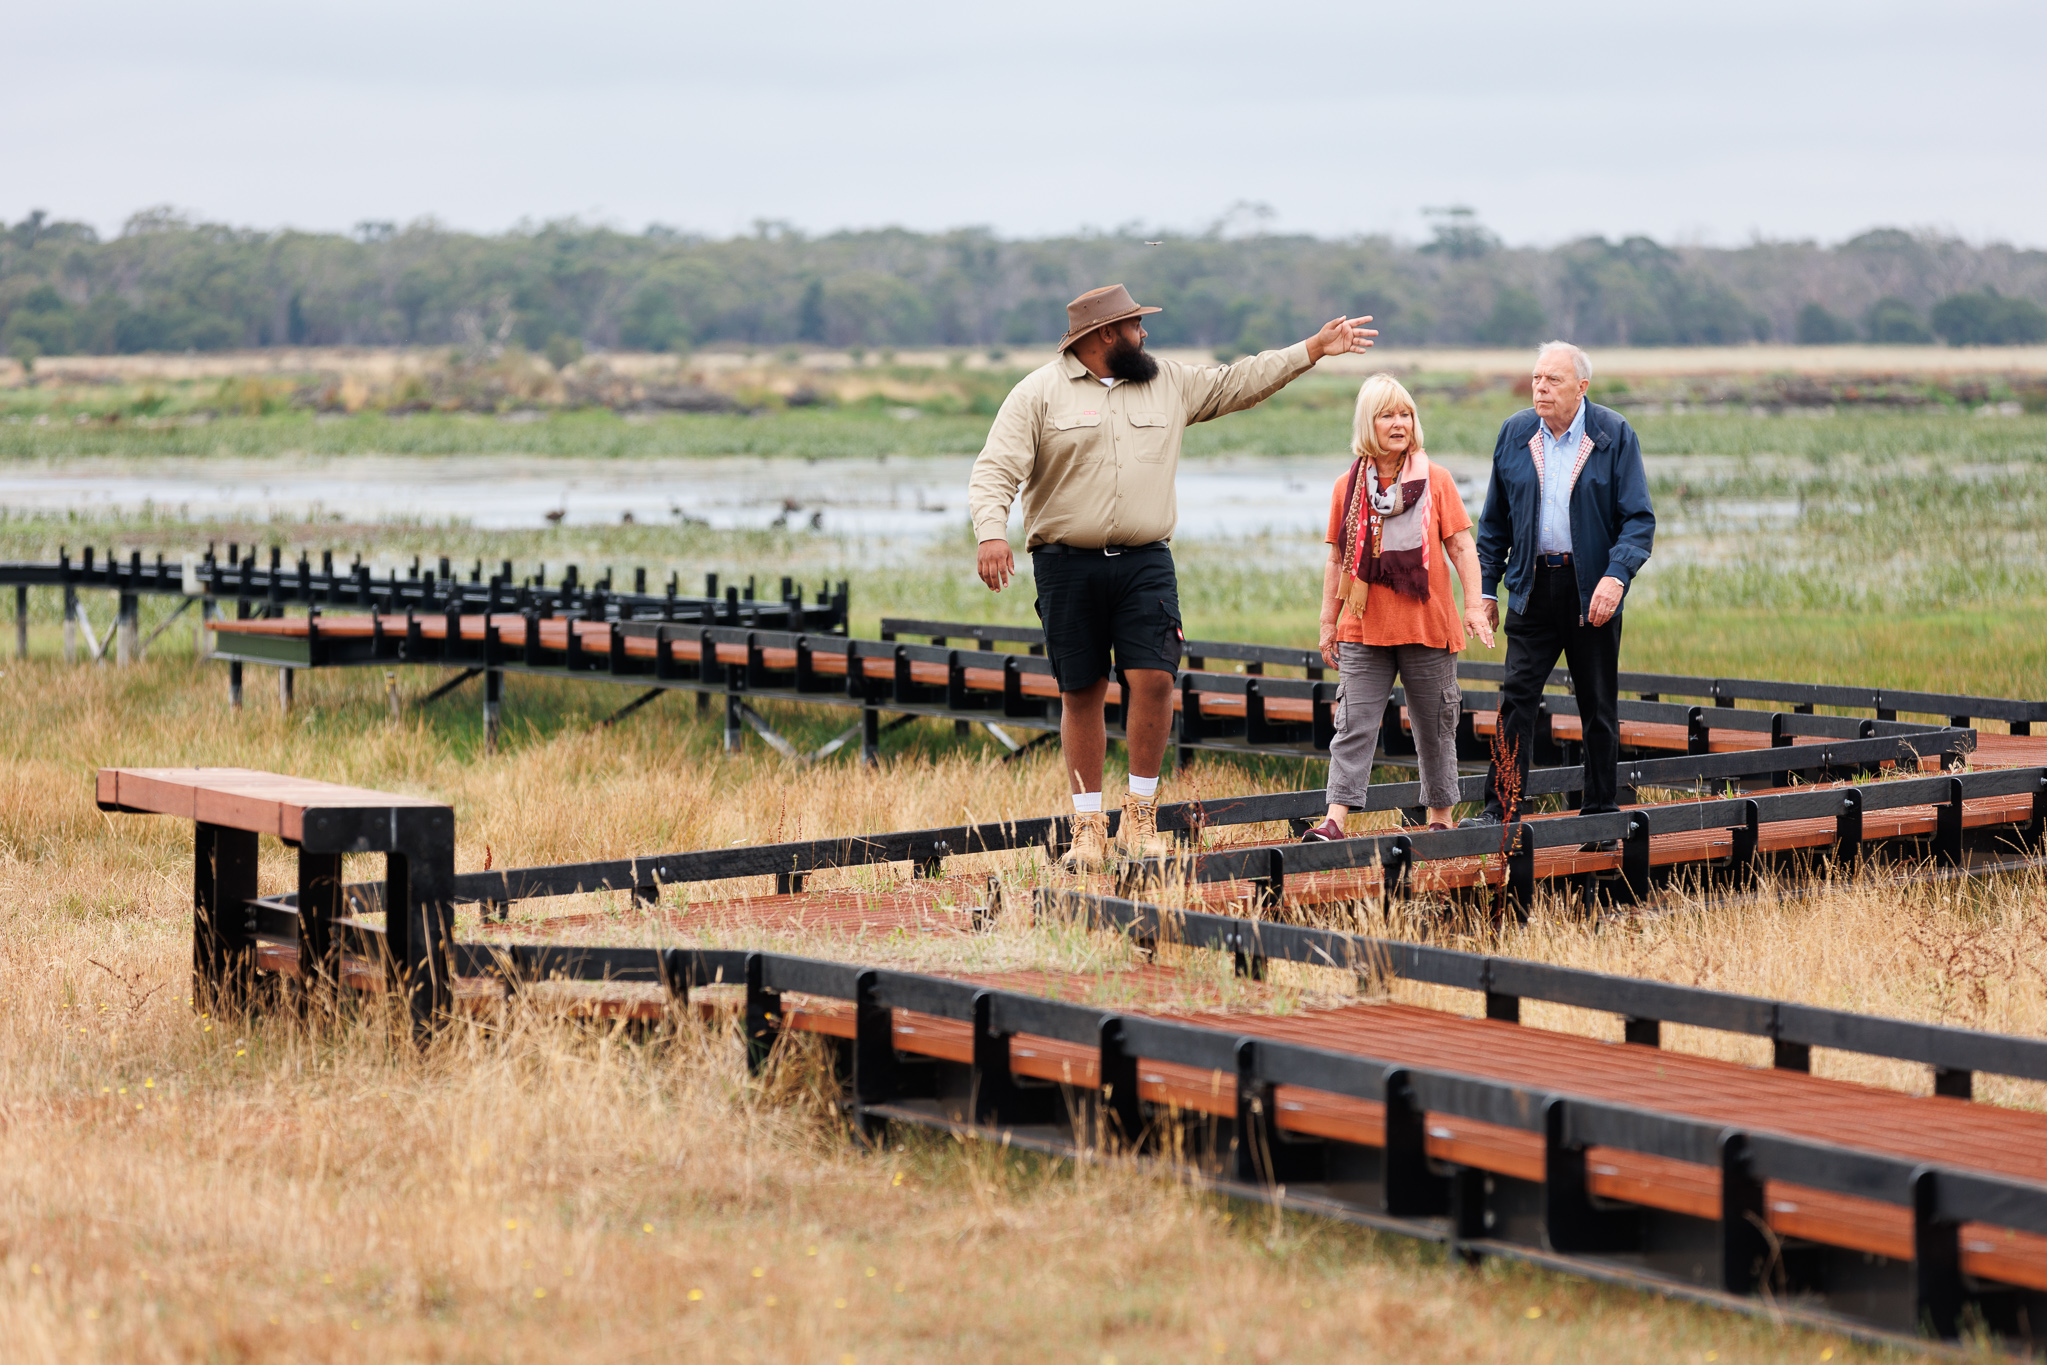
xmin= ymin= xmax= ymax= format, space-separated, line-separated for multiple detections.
xmin=1457 ymin=814 xmax=1501 ymax=829
xmin=1299 ymin=818 xmax=1346 ymax=843
xmin=1579 ymin=839 xmax=1620 ymax=854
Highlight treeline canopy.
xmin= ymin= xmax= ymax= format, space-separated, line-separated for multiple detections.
xmin=4 ymin=208 xmax=2046 ymax=358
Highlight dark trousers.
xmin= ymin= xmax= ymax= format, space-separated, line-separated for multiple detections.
xmin=1482 ymin=564 xmax=1623 ymax=819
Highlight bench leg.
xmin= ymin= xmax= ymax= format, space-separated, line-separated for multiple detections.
xmin=387 ymin=814 xmax=457 ymax=1040
xmin=194 ymin=822 xmax=258 ymax=1015
xmin=298 ymin=851 xmax=344 ymax=1014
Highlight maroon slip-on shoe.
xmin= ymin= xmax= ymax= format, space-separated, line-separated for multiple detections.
xmin=1299 ymin=817 xmax=1347 ymax=843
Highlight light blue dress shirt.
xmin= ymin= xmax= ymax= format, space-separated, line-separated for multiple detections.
xmin=1536 ymin=400 xmax=1588 ymax=556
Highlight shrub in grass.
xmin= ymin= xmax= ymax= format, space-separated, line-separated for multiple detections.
xmin=1862 ymin=296 xmax=1932 ymax=344
xmin=1794 ymin=303 xmax=1856 ymax=345
xmin=1931 ymin=289 xmax=2047 ymax=346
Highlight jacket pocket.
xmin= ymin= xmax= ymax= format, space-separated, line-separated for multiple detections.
xmin=1439 ymin=682 xmax=1463 ymax=745
xmin=1126 ymin=409 xmax=1172 ymax=463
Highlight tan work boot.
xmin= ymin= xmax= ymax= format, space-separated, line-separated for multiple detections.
xmin=1060 ymin=810 xmax=1111 ymax=871
xmin=1119 ymin=795 xmax=1170 ymax=856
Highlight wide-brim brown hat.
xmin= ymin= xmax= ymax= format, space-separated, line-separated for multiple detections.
xmin=1056 ymin=283 xmax=1161 ymax=352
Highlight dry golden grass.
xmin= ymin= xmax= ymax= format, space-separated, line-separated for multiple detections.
xmin=2 ymin=653 xmax=2013 ymax=1361
xmin=19 ymin=343 xmax=2047 ymax=391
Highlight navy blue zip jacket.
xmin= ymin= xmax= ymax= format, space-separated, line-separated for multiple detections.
xmin=1475 ymin=402 xmax=1656 ymax=619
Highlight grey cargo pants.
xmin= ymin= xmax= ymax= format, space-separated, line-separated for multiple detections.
xmin=1325 ymin=642 xmax=1462 ymax=811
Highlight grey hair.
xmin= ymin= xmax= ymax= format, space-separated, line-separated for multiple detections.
xmin=1535 ymin=340 xmax=1592 ymax=381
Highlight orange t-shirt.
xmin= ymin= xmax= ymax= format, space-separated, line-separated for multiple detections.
xmin=1324 ymin=462 xmax=1473 ymax=649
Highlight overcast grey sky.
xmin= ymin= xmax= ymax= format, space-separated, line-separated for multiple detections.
xmin=9 ymin=0 xmax=2043 ymax=247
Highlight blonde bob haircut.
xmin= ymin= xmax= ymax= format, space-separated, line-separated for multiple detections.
xmin=1350 ymin=373 xmax=1424 ymax=463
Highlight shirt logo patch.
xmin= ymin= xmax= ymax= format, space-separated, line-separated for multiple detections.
xmin=1081 ymin=410 xmax=1097 ymax=417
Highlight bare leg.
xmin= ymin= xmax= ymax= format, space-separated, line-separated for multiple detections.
xmin=1059 ymin=678 xmax=1111 ymax=795
xmin=1120 ymin=668 xmax=1174 ymax=781
xmin=1426 ymin=805 xmax=1455 ymax=826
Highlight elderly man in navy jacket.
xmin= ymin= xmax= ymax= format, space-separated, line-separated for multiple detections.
xmin=1465 ymin=342 xmax=1655 ymax=841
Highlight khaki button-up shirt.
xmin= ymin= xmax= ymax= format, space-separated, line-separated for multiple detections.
xmin=968 ymin=342 xmax=1315 ymax=550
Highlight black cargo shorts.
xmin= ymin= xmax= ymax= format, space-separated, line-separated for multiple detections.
xmin=1029 ymin=542 xmax=1183 ymax=693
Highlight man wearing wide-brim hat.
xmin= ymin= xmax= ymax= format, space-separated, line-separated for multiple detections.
xmin=969 ymin=284 xmax=1375 ymax=867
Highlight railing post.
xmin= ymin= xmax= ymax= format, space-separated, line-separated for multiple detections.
xmin=1380 ymin=1068 xmax=1450 ymax=1217
xmin=1833 ymin=787 xmax=1864 ymax=871
xmin=1380 ymin=835 xmax=1411 ymax=913
xmin=1506 ymin=822 xmax=1535 ymax=915
xmin=13 ymin=583 xmax=26 ymax=660
xmin=1097 ymin=1016 xmax=1144 ymax=1150
xmin=743 ymin=954 xmax=781 ymax=1074
xmin=852 ymin=970 xmax=899 ymax=1141
xmin=1250 ymin=845 xmax=1284 ymax=911
xmin=1912 ymin=1168 xmax=1964 ymax=1340
xmin=62 ymin=581 xmax=77 ymax=664
xmin=970 ymin=990 xmax=1052 ymax=1128
xmin=1718 ymin=1133 xmax=1769 ymax=1295
xmin=484 ymin=666 xmax=502 ymax=756
xmin=1726 ymin=798 xmax=1760 ymax=886
xmin=1617 ymin=811 xmax=1650 ymax=902
xmin=1542 ymin=1099 xmax=1639 ymax=1252
xmin=1483 ymin=960 xmax=1521 ymax=1023
xmin=1178 ymin=672 xmax=1201 ymax=769
xmin=1933 ymin=776 xmax=1964 ymax=865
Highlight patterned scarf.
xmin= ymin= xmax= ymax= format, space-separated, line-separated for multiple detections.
xmin=1338 ymin=450 xmax=1433 ymax=605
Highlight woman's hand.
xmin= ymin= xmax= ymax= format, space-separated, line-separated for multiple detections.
xmin=1461 ymin=602 xmax=1496 ymax=650
xmin=1318 ymin=620 xmax=1339 ymax=670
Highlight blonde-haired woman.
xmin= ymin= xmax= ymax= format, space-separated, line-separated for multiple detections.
xmin=1302 ymin=375 xmax=1494 ymax=842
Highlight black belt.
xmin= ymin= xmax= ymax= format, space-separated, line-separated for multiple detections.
xmin=1034 ymin=541 xmax=1169 ymax=557
xmin=1536 ymin=552 xmax=1573 ymax=569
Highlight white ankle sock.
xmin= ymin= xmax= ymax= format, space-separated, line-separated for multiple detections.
xmin=1127 ymin=774 xmax=1159 ymax=800
xmin=1071 ymin=791 xmax=1103 ymax=814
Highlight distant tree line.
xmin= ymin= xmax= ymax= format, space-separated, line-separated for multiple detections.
xmin=3 ymin=206 xmax=2045 ymax=364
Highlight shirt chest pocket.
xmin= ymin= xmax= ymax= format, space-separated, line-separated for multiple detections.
xmin=1125 ymin=409 xmax=1172 ymax=463
xmin=1047 ymin=409 xmax=1104 ymax=461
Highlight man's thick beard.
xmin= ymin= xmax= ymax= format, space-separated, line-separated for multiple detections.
xmin=1105 ymin=337 xmax=1160 ymax=384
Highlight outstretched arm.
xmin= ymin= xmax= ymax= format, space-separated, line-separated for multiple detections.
xmin=1182 ymin=316 xmax=1378 ymax=424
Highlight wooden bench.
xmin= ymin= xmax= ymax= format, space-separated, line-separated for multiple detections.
xmin=95 ymin=767 xmax=455 ymax=1030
